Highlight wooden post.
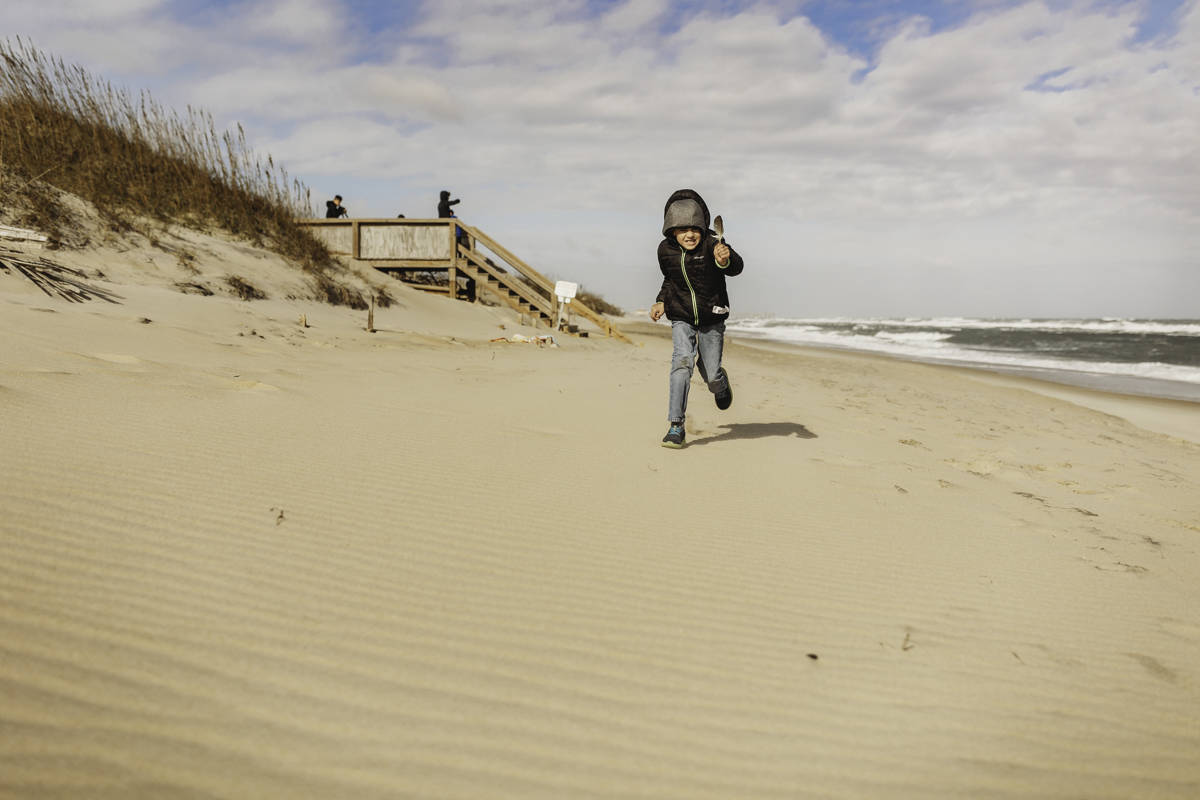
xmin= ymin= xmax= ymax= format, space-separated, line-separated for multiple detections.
xmin=352 ymin=221 xmax=361 ymax=260
xmin=367 ymin=295 xmax=375 ymax=332
xmin=447 ymin=221 xmax=458 ymax=297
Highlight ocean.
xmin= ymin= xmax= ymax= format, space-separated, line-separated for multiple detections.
xmin=725 ymin=317 xmax=1200 ymax=402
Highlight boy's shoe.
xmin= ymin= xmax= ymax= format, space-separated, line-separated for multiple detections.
xmin=661 ymin=422 xmax=686 ymax=449
xmin=715 ymin=370 xmax=733 ymax=410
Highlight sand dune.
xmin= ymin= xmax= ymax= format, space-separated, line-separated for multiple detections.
xmin=2 ymin=236 xmax=1199 ymax=798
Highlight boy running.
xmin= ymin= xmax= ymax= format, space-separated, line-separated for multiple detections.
xmin=650 ymin=189 xmax=744 ymax=448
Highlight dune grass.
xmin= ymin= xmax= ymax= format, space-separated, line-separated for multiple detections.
xmin=575 ymin=289 xmax=623 ymax=317
xmin=0 ymin=38 xmax=376 ymax=308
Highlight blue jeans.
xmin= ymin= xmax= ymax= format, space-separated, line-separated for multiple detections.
xmin=668 ymin=320 xmax=728 ymax=423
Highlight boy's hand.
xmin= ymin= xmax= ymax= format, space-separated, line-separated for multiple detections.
xmin=650 ymin=302 xmax=665 ymax=321
xmin=714 ymin=242 xmax=731 ymax=266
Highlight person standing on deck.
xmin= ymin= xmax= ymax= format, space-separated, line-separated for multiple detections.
xmin=438 ymin=190 xmax=473 ymax=301
xmin=325 ymin=195 xmax=347 ymax=218
xmin=437 ymin=190 xmax=460 ymax=218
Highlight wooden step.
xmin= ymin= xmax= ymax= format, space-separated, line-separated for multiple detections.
xmin=405 ymin=282 xmax=451 ymax=294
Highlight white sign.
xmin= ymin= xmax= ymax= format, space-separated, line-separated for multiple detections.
xmin=554 ymin=280 xmax=578 ymax=302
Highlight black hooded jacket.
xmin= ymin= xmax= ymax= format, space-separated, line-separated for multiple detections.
xmin=655 ymin=189 xmax=744 ymax=327
xmin=438 ymin=191 xmax=460 ymax=218
xmin=325 ymin=200 xmax=347 ymax=218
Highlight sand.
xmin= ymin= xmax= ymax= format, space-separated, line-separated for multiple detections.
xmin=2 ymin=231 xmax=1199 ymax=799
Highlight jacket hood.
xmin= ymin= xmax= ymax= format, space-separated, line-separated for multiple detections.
xmin=662 ymin=189 xmax=711 ymax=237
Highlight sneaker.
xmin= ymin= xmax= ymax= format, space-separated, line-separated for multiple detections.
xmin=714 ymin=370 xmax=733 ymax=410
xmin=661 ymin=422 xmax=685 ymax=448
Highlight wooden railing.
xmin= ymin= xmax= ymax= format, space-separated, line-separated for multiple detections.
xmin=461 ymin=225 xmax=630 ymax=343
xmin=296 ymin=218 xmax=630 ymax=343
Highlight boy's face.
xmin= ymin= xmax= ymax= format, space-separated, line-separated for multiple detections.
xmin=673 ymin=226 xmax=702 ymax=251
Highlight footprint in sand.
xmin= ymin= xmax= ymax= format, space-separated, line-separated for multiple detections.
xmin=231 ymin=379 xmax=280 ymax=392
xmin=1027 ymin=643 xmax=1085 ymax=669
xmin=1092 ymin=561 xmax=1147 ymax=574
xmin=812 ymin=456 xmax=867 ymax=468
xmin=1158 ymin=618 xmax=1200 ymax=642
xmin=1125 ymin=653 xmax=1178 ymax=683
xmin=89 ymin=353 xmax=142 ymax=364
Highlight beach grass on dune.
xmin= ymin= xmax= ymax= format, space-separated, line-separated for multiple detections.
xmin=0 ymin=38 xmax=378 ymax=309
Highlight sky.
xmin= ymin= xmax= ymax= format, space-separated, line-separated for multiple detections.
xmin=4 ymin=0 xmax=1199 ymax=318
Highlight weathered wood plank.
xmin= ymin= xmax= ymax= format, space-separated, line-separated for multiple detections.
xmin=371 ymin=260 xmax=453 ymax=269
xmin=303 ymin=223 xmax=354 ymax=255
xmin=360 ymin=223 xmax=452 ymax=260
xmin=405 ymin=282 xmax=454 ymax=294
xmin=0 ymin=224 xmax=48 ymax=242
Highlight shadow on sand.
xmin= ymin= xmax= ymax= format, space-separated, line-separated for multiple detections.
xmin=688 ymin=421 xmax=818 ymax=447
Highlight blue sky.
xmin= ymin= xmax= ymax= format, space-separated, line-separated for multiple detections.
xmin=4 ymin=0 xmax=1199 ymax=317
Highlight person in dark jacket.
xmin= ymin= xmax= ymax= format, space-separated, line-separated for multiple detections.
xmin=437 ymin=190 xmax=460 ymax=218
xmin=650 ymin=188 xmax=744 ymax=448
xmin=325 ymin=195 xmax=347 ymax=218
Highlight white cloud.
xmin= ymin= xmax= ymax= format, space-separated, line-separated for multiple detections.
xmin=12 ymin=0 xmax=164 ymax=22
xmin=233 ymin=0 xmax=345 ymax=45
xmin=601 ymin=0 xmax=670 ymax=33
xmin=0 ymin=0 xmax=184 ymax=73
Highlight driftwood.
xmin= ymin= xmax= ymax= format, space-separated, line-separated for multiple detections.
xmin=0 ymin=246 xmax=123 ymax=304
xmin=0 ymin=224 xmax=49 ymax=243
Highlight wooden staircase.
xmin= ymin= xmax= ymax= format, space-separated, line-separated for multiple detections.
xmin=431 ymin=226 xmax=630 ymax=341
xmin=295 ymin=217 xmax=630 ymax=343
xmin=457 ymin=224 xmax=631 ymax=342
xmin=457 ymin=225 xmax=612 ymax=336
xmin=455 ymin=241 xmax=556 ymax=328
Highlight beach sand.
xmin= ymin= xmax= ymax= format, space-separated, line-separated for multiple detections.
xmin=2 ymin=233 xmax=1199 ymax=798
